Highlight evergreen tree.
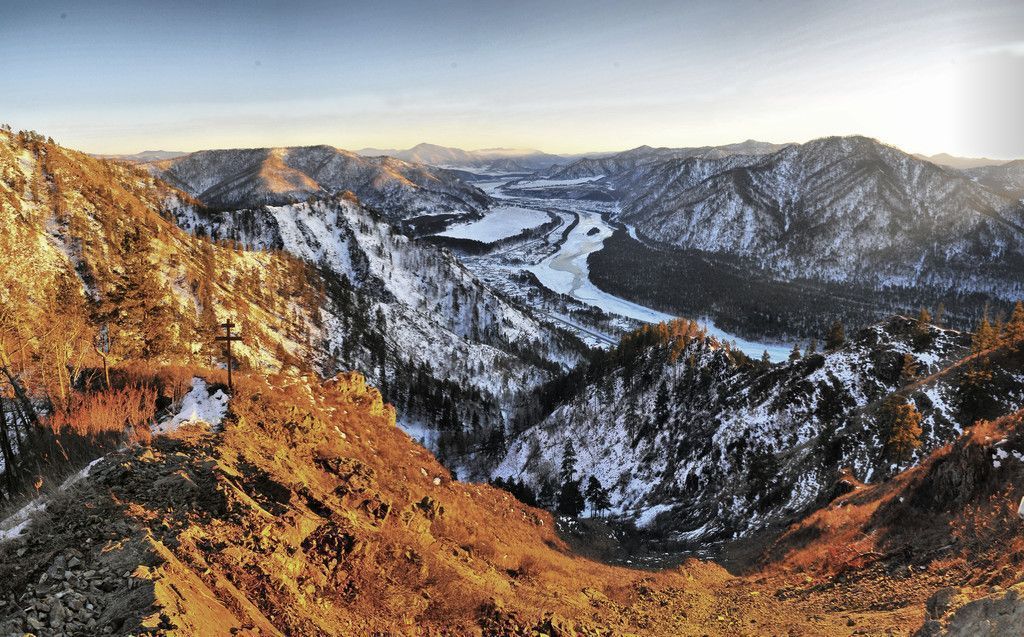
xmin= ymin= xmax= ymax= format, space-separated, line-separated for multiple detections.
xmin=556 ymin=479 xmax=585 ymax=517
xmin=972 ymin=313 xmax=998 ymax=353
xmin=654 ymin=380 xmax=670 ymax=426
xmin=957 ymin=361 xmax=995 ymax=426
xmin=825 ymin=321 xmax=845 ymax=350
xmin=898 ymin=353 xmax=919 ymax=386
xmin=538 ymin=479 xmax=557 ymax=509
xmin=486 ymin=422 xmax=506 ymax=454
xmin=913 ymin=307 xmax=934 ymax=351
xmin=106 ymin=228 xmax=176 ymax=359
xmin=760 ymin=350 xmax=771 ymax=364
xmin=1005 ymin=300 xmax=1024 ymax=345
xmin=559 ymin=438 xmax=577 ymax=484
xmin=887 ymin=401 xmax=923 ymax=463
xmin=584 ymin=475 xmax=612 ymax=517
xmin=805 ymin=338 xmax=817 ymax=356
xmin=788 ymin=343 xmax=802 ymax=361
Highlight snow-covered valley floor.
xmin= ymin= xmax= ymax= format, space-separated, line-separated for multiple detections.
xmin=437 ymin=179 xmax=793 ymax=360
xmin=437 ymin=205 xmax=550 ymax=243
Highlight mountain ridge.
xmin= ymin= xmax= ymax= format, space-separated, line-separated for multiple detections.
xmin=148 ymin=145 xmax=492 ymax=221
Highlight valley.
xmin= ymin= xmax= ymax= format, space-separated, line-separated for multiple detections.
xmin=6 ymin=3 xmax=1024 ymax=634
xmin=0 ymin=128 xmax=1022 ymax=636
xmin=434 ymin=178 xmax=794 ymax=359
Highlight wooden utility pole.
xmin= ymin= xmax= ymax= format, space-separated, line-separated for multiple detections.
xmin=215 ymin=321 xmax=241 ymax=390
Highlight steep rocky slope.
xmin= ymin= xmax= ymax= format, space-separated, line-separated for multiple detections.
xmin=0 ymin=370 xmax=970 ymax=635
xmin=0 ymin=128 xmax=328 ymax=373
xmin=0 ymin=128 xmax=584 ymax=476
xmin=149 ymin=145 xmax=491 ymax=221
xmin=497 ymin=316 xmax=1024 ymax=546
xmin=763 ymin=408 xmax=1024 ymax=636
xmin=170 ymin=193 xmax=587 ymax=463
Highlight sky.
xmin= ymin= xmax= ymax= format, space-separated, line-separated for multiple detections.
xmin=2 ymin=0 xmax=1022 ymax=158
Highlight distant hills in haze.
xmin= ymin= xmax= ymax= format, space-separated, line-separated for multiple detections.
xmin=913 ymin=151 xmax=1013 ymax=170
xmin=356 ymin=142 xmax=571 ymax=172
xmin=96 ymin=149 xmax=188 ymax=162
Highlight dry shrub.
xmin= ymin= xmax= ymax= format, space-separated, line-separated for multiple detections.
xmin=473 ymin=537 xmax=501 ymax=563
xmin=419 ymin=560 xmax=489 ymax=624
xmin=515 ymin=554 xmax=543 ymax=580
xmin=48 ymin=384 xmax=156 ymax=440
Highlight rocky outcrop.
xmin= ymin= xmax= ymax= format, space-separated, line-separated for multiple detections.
xmin=918 ymin=583 xmax=1024 ymax=636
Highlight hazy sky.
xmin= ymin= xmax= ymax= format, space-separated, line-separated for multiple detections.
xmin=2 ymin=0 xmax=1022 ymax=157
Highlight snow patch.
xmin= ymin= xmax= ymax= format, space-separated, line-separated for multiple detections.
xmin=438 ymin=206 xmax=550 ymax=243
xmin=0 ymin=498 xmax=47 ymax=543
xmin=153 ymin=378 xmax=229 ymax=435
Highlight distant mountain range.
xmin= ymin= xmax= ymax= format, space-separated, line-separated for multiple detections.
xmin=147 ymin=145 xmax=491 ymax=220
xmin=530 ymin=140 xmax=790 ymax=181
xmin=95 ymin=149 xmax=188 ymax=162
xmin=617 ymin=136 xmax=1024 ymax=290
xmin=913 ymin=152 xmax=1013 ymax=170
xmin=356 ymin=142 xmax=571 ymax=173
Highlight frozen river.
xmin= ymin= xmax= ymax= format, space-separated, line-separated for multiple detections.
xmin=475 ymin=180 xmax=793 ymax=361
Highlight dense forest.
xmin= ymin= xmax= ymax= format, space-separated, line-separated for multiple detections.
xmin=588 ymin=229 xmax=1013 ymax=341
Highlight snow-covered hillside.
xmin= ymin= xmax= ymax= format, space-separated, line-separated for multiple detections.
xmin=170 ymin=194 xmax=586 ymax=469
xmin=495 ymin=316 xmax=1024 ymax=544
xmin=615 ymin=137 xmax=1024 ymax=299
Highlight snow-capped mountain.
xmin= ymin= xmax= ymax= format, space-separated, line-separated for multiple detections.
xmin=496 ymin=316 xmax=1024 ymax=545
xmin=96 ymin=149 xmax=188 ymax=162
xmin=149 ymin=145 xmax=491 ymax=220
xmin=356 ymin=142 xmax=568 ymax=172
xmin=614 ymin=137 xmax=1024 ymax=296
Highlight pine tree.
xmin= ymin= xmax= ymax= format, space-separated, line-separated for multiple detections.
xmin=538 ymin=479 xmax=557 ymax=508
xmin=486 ymin=422 xmax=506 ymax=453
xmin=898 ymin=353 xmax=919 ymax=386
xmin=559 ymin=439 xmax=577 ymax=484
xmin=825 ymin=321 xmax=845 ymax=350
xmin=972 ymin=313 xmax=998 ymax=353
xmin=789 ymin=343 xmax=802 ymax=361
xmin=107 ymin=228 xmax=176 ymax=359
xmin=913 ymin=307 xmax=934 ymax=351
xmin=1005 ymin=300 xmax=1024 ymax=345
xmin=584 ymin=475 xmax=612 ymax=517
xmin=556 ymin=479 xmax=585 ymax=517
xmin=654 ymin=380 xmax=670 ymax=425
xmin=805 ymin=338 xmax=817 ymax=356
xmin=957 ymin=361 xmax=994 ymax=426
xmin=887 ymin=401 xmax=923 ymax=463
xmin=760 ymin=350 xmax=771 ymax=364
